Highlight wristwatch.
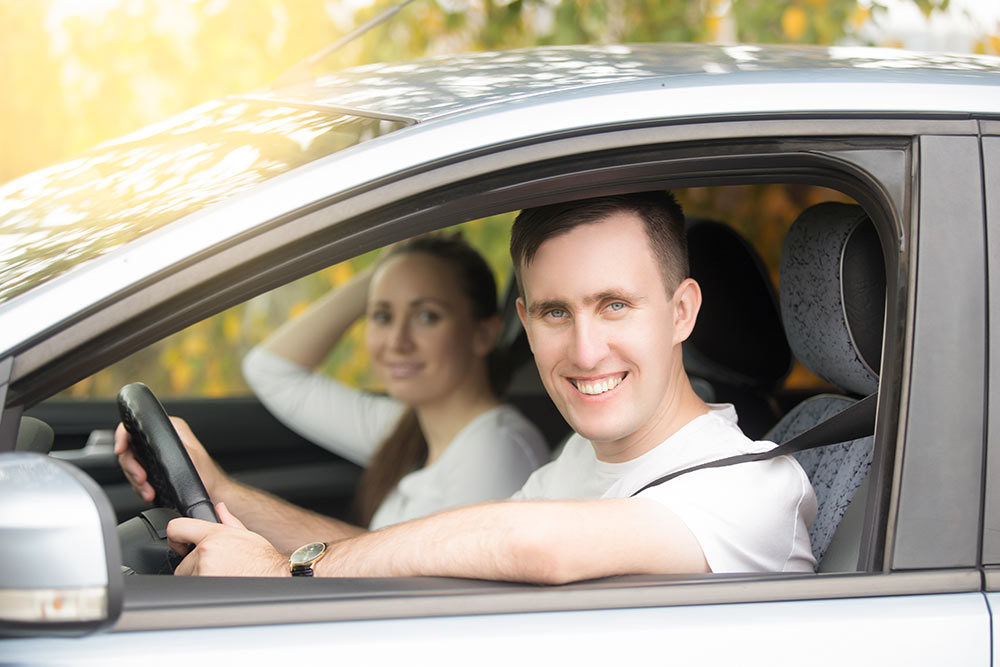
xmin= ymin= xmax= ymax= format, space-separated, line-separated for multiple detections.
xmin=289 ymin=541 xmax=328 ymax=577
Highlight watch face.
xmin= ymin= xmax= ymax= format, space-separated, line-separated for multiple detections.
xmin=290 ymin=542 xmax=325 ymax=565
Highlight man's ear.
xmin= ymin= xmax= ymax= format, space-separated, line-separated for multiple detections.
xmin=515 ymin=297 xmax=534 ymax=352
xmin=473 ymin=314 xmax=503 ymax=357
xmin=671 ymin=278 xmax=702 ymax=345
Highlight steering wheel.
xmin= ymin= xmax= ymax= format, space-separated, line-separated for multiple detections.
xmin=116 ymin=382 xmax=218 ymax=573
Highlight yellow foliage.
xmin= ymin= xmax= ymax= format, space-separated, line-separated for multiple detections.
xmin=203 ymin=379 xmax=228 ymax=398
xmin=704 ymin=14 xmax=722 ymax=40
xmin=169 ymin=363 xmax=193 ymax=393
xmin=848 ymin=6 xmax=870 ymax=30
xmin=781 ymin=6 xmax=809 ymax=41
xmin=330 ymin=261 xmax=355 ymax=286
xmin=222 ymin=312 xmax=242 ymax=344
xmin=991 ymin=35 xmax=1000 ymax=55
xmin=160 ymin=345 xmax=181 ymax=367
xmin=805 ymin=0 xmax=828 ymax=8
xmin=182 ymin=334 xmax=208 ymax=358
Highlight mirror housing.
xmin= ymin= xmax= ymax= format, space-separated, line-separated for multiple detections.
xmin=0 ymin=452 xmax=123 ymax=637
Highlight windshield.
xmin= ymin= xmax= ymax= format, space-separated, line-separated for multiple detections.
xmin=0 ymin=100 xmax=406 ymax=304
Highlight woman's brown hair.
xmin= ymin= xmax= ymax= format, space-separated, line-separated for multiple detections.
xmin=353 ymin=235 xmax=504 ymax=527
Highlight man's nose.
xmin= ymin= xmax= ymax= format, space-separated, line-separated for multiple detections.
xmin=568 ymin=319 xmax=608 ymax=370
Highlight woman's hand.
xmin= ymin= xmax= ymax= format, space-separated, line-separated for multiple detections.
xmin=114 ymin=415 xmax=227 ymax=503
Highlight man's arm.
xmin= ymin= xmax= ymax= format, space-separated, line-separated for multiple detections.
xmin=168 ymin=497 xmax=709 ymax=583
xmin=212 ymin=478 xmax=365 ymax=553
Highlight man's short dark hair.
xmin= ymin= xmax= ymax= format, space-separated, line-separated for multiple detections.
xmin=510 ymin=191 xmax=688 ymax=295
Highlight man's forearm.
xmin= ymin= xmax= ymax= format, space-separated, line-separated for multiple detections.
xmin=216 ymin=478 xmax=364 ymax=553
xmin=311 ymin=498 xmax=708 ymax=584
xmin=314 ymin=500 xmax=547 ymax=581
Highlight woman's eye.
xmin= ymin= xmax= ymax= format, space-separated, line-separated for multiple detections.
xmin=370 ymin=310 xmax=391 ymax=325
xmin=416 ymin=310 xmax=441 ymax=324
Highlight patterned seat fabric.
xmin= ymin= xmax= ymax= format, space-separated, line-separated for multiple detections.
xmin=769 ymin=202 xmax=885 ymax=568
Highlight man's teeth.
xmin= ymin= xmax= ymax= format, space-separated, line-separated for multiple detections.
xmin=574 ymin=375 xmax=624 ymax=395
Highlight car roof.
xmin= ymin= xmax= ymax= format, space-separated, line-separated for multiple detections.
xmin=248 ymin=43 xmax=1000 ymax=123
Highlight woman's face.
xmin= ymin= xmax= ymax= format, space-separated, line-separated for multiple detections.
xmin=365 ymin=252 xmax=494 ymax=407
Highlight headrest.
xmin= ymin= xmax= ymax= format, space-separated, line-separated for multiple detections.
xmin=684 ymin=219 xmax=791 ymax=390
xmin=15 ymin=416 xmax=54 ymax=454
xmin=780 ymin=203 xmax=885 ymax=397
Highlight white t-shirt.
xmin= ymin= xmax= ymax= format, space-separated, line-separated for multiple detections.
xmin=242 ymin=347 xmax=549 ymax=530
xmin=513 ymin=404 xmax=817 ymax=573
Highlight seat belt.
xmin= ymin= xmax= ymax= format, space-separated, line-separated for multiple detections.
xmin=630 ymin=392 xmax=878 ymax=497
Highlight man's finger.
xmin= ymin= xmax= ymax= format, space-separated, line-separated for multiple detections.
xmin=113 ymin=422 xmax=130 ymax=456
xmin=215 ymin=502 xmax=247 ymax=530
xmin=173 ymin=550 xmax=197 ymax=577
xmin=167 ymin=516 xmax=220 ymax=547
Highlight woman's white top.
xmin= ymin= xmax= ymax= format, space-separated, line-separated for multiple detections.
xmin=242 ymin=347 xmax=549 ymax=529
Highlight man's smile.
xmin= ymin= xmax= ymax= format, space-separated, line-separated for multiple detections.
xmin=569 ymin=372 xmax=628 ymax=396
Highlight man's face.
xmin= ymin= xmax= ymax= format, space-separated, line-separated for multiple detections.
xmin=517 ymin=212 xmax=691 ymax=455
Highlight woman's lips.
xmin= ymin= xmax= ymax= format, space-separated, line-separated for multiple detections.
xmin=383 ymin=361 xmax=425 ymax=379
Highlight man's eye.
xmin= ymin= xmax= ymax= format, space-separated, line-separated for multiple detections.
xmin=606 ymin=302 xmax=626 ymax=312
xmin=546 ymin=309 xmax=567 ymax=320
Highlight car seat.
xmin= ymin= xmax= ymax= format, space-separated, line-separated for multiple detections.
xmin=683 ymin=219 xmax=793 ymax=439
xmin=767 ymin=202 xmax=885 ymax=571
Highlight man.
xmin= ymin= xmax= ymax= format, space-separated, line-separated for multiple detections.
xmin=119 ymin=191 xmax=817 ymax=580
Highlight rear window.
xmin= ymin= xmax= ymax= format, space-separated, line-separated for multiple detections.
xmin=0 ymin=100 xmax=406 ymax=304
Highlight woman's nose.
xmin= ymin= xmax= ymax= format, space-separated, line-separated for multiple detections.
xmin=390 ymin=318 xmax=415 ymax=351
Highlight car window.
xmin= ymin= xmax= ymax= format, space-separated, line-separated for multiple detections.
xmin=58 ymin=213 xmax=517 ymax=400
xmin=55 ymin=185 xmax=845 ymax=403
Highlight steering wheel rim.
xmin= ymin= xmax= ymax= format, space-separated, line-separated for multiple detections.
xmin=117 ymin=382 xmax=219 ymax=523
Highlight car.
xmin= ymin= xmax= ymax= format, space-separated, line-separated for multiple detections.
xmin=2 ymin=42 xmax=1000 ymax=663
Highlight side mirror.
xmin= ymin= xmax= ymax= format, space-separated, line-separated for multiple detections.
xmin=0 ymin=452 xmax=123 ymax=637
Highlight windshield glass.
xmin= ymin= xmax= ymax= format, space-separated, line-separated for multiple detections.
xmin=0 ymin=100 xmax=406 ymax=304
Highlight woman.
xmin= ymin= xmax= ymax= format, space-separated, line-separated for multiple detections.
xmin=242 ymin=235 xmax=548 ymax=530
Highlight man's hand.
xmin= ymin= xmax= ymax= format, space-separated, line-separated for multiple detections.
xmin=167 ymin=502 xmax=289 ymax=577
xmin=114 ymin=415 xmax=225 ymax=503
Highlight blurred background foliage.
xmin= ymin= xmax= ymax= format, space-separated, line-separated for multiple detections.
xmin=1 ymin=0 xmax=991 ymax=398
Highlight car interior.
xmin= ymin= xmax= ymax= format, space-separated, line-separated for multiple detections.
xmin=20 ymin=182 xmax=886 ymax=580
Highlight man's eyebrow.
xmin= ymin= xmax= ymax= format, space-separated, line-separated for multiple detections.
xmin=583 ymin=289 xmax=646 ymax=306
xmin=526 ymin=299 xmax=569 ymax=318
